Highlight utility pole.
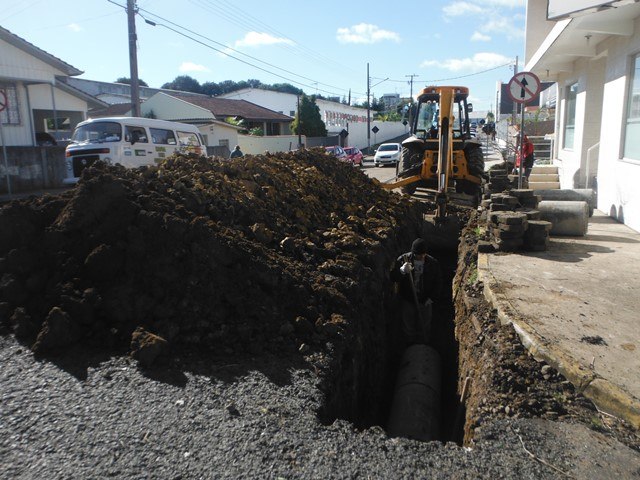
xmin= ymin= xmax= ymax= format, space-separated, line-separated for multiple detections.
xmin=367 ymin=63 xmax=371 ymax=154
xmin=511 ymin=56 xmax=518 ymax=126
xmin=127 ymin=0 xmax=141 ymax=117
xmin=297 ymin=95 xmax=302 ymax=149
xmin=406 ymin=73 xmax=419 ymax=125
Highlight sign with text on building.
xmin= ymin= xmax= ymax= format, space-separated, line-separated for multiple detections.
xmin=507 ymin=72 xmax=541 ymax=104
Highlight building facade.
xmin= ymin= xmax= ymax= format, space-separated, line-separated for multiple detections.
xmin=0 ymin=26 xmax=105 ymax=147
xmin=525 ymin=0 xmax=640 ymax=232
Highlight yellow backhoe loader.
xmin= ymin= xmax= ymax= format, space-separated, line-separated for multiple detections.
xmin=383 ymin=86 xmax=484 ymax=210
xmin=382 ymin=86 xmax=485 ymax=249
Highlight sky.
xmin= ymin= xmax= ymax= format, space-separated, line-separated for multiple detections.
xmin=0 ymin=0 xmax=526 ymax=111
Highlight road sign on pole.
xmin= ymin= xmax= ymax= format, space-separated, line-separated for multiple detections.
xmin=507 ymin=71 xmax=541 ymax=104
xmin=507 ymin=71 xmax=541 ymax=189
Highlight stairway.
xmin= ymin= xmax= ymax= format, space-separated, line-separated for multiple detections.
xmin=527 ymin=165 xmax=560 ymax=190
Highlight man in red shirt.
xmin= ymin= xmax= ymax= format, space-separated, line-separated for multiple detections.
xmin=513 ymin=133 xmax=535 ymax=179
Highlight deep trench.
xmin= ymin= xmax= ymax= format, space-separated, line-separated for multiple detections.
xmin=318 ymin=246 xmax=464 ymax=444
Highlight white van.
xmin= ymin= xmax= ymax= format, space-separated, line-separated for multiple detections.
xmin=64 ymin=117 xmax=205 ymax=184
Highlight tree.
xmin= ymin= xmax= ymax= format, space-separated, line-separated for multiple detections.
xmin=291 ymin=95 xmax=327 ymax=137
xmin=115 ymin=77 xmax=148 ymax=87
xmin=161 ymin=75 xmax=202 ymax=93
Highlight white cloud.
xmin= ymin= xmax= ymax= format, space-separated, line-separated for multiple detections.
xmin=442 ymin=2 xmax=484 ymax=16
xmin=179 ymin=62 xmax=210 ymax=73
xmin=484 ymin=0 xmax=525 ymax=7
xmin=336 ymin=24 xmax=400 ymax=44
xmin=482 ymin=16 xmax=525 ymax=39
xmin=421 ymin=52 xmax=513 ymax=72
xmin=235 ymin=32 xmax=293 ymax=48
xmin=67 ymin=23 xmax=82 ymax=32
xmin=471 ymin=31 xmax=491 ymax=42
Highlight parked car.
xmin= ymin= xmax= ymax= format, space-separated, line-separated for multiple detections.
xmin=343 ymin=146 xmax=363 ymax=166
xmin=373 ymin=143 xmax=401 ymax=167
xmin=325 ymin=145 xmax=349 ymax=162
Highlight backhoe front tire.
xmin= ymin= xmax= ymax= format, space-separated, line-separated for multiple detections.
xmin=398 ymin=146 xmax=422 ymax=195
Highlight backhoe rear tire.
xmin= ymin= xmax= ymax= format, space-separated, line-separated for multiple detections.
xmin=457 ymin=145 xmax=484 ymax=201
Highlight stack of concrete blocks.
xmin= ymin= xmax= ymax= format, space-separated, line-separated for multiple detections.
xmin=485 ymin=169 xmax=514 ymax=195
xmin=479 ymin=189 xmax=553 ymax=253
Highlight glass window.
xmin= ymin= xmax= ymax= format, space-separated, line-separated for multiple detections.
xmin=71 ymin=121 xmax=121 ymax=143
xmin=125 ymin=125 xmax=148 ymax=143
xmin=219 ymin=139 xmax=229 ymax=148
xmin=0 ymin=83 xmax=21 ymax=125
xmin=177 ymin=131 xmax=200 ymax=147
xmin=563 ymin=83 xmax=577 ymax=150
xmin=624 ymin=54 xmax=640 ymax=160
xmin=150 ymin=127 xmax=176 ymax=145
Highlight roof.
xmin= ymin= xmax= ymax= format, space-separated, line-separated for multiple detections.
xmin=88 ymin=103 xmax=133 ymax=118
xmin=171 ymin=95 xmax=293 ymax=122
xmin=0 ymin=25 xmax=83 ymax=76
xmin=54 ymin=76 xmax=108 ymax=109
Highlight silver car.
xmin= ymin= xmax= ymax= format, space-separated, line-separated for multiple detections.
xmin=373 ymin=143 xmax=401 ymax=167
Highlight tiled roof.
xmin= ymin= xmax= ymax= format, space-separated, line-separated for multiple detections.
xmin=171 ymin=95 xmax=292 ymax=122
xmin=88 ymin=103 xmax=133 ymax=118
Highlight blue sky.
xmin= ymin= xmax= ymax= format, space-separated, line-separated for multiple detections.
xmin=0 ymin=0 xmax=526 ymax=110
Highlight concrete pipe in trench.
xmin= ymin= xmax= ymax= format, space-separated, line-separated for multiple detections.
xmin=537 ymin=200 xmax=589 ymax=236
xmin=387 ymin=344 xmax=441 ymax=442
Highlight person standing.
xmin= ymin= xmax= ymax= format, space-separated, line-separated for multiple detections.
xmin=390 ymin=238 xmax=443 ymax=346
xmin=513 ymin=133 xmax=535 ymax=180
xmin=229 ymin=145 xmax=244 ymax=159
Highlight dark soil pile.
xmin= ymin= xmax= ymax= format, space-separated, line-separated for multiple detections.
xmin=0 ymin=151 xmax=425 ymax=360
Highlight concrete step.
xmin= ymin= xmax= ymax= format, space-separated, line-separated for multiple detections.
xmin=532 ymin=165 xmax=559 ymax=174
xmin=528 ymin=173 xmax=559 ymax=183
xmin=528 ymin=181 xmax=561 ymax=190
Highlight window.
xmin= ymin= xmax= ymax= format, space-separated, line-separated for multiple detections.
xmin=150 ymin=127 xmax=177 ymax=145
xmin=177 ymin=131 xmax=201 ymax=147
xmin=0 ymin=83 xmax=21 ymax=125
xmin=219 ymin=139 xmax=229 ymax=148
xmin=71 ymin=121 xmax=121 ymax=142
xmin=290 ymin=110 xmax=296 ymax=117
xmin=563 ymin=82 xmax=577 ymax=150
xmin=624 ymin=53 xmax=640 ymax=160
xmin=125 ymin=126 xmax=148 ymax=143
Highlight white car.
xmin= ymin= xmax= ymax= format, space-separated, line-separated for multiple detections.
xmin=373 ymin=143 xmax=401 ymax=167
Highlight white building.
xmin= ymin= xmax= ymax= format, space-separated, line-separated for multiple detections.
xmin=0 ymin=26 xmax=106 ymax=146
xmin=525 ymin=0 xmax=640 ymax=231
xmin=219 ymin=88 xmax=408 ymax=151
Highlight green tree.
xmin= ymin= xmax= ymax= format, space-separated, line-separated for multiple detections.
xmin=115 ymin=77 xmax=148 ymax=87
xmin=161 ymin=75 xmax=202 ymax=93
xmin=291 ymin=95 xmax=327 ymax=137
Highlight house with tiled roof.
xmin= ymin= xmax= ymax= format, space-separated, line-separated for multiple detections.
xmin=0 ymin=25 xmax=106 ymax=146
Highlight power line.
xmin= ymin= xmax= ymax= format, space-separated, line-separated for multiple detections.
xmin=127 ymin=5 xmax=363 ymax=97
xmin=372 ymin=61 xmax=514 ymax=85
xmin=107 ymin=0 xmax=364 ymax=97
xmin=189 ymin=0 xmax=359 ymax=77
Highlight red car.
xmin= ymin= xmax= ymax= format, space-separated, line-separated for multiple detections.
xmin=343 ymin=146 xmax=363 ymax=166
xmin=325 ymin=146 xmax=349 ymax=162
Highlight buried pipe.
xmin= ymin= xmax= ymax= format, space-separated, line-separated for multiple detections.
xmin=387 ymin=344 xmax=442 ymax=442
xmin=537 ymin=200 xmax=589 ymax=236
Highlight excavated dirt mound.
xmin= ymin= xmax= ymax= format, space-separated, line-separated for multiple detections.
xmin=0 ymin=151 xmax=427 ymax=360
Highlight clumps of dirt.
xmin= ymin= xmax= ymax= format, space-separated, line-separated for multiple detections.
xmin=454 ymin=212 xmax=640 ymax=450
xmin=0 ymin=151 xmax=426 ymax=360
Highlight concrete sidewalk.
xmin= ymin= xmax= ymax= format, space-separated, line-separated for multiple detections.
xmin=478 ymin=211 xmax=640 ymax=428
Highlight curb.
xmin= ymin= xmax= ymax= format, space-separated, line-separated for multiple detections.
xmin=477 ymin=253 xmax=640 ymax=430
